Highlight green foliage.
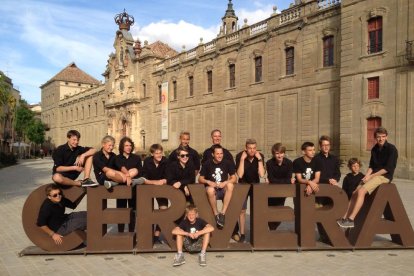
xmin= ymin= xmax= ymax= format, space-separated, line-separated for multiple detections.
xmin=0 ymin=73 xmax=12 ymax=106
xmin=15 ymin=103 xmax=34 ymax=139
xmin=27 ymin=119 xmax=45 ymax=145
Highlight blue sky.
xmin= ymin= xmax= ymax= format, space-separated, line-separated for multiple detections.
xmin=0 ymin=0 xmax=292 ymax=104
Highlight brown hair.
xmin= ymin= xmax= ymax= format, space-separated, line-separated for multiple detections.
xmin=271 ymin=143 xmax=286 ymax=155
xmin=347 ymin=158 xmax=362 ymax=169
xmin=149 ymin=143 xmax=163 ymax=154
xmin=374 ymin=127 xmax=388 ymax=138
xmin=67 ymin=130 xmax=80 ymax=139
xmin=45 ymin=184 xmax=62 ymax=196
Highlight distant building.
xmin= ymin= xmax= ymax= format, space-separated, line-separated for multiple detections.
xmin=41 ymin=0 xmax=414 ymax=179
xmin=0 ymin=71 xmax=21 ymax=153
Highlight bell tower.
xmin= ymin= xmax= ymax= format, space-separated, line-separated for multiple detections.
xmin=222 ymin=0 xmax=238 ymax=35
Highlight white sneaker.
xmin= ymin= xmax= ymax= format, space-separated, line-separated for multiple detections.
xmin=104 ymin=180 xmax=112 ymax=189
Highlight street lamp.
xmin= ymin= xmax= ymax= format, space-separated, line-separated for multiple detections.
xmin=140 ymin=129 xmax=146 ymax=150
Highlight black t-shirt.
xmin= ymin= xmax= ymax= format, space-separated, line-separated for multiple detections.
xmin=235 ymin=151 xmax=264 ymax=183
xmin=314 ymin=152 xmax=341 ymax=184
xmin=37 ymin=197 xmax=76 ymax=232
xmin=369 ymin=141 xmax=398 ymax=181
xmin=52 ymin=143 xmax=90 ymax=174
xmin=266 ymin=157 xmax=293 ymax=184
xmin=166 ymin=160 xmax=196 ymax=188
xmin=202 ymin=146 xmax=234 ymax=165
xmin=141 ymin=156 xmax=168 ymax=180
xmin=93 ymin=150 xmax=116 ymax=176
xmin=168 ymin=146 xmax=201 ymax=171
xmin=178 ymin=217 xmax=208 ymax=233
xmin=114 ymin=153 xmax=142 ymax=176
xmin=199 ymin=159 xmax=235 ymax=183
xmin=342 ymin=172 xmax=365 ymax=199
xmin=293 ymin=157 xmax=322 ymax=182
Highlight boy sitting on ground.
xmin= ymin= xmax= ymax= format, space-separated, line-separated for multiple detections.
xmin=172 ymin=205 xmax=214 ymax=267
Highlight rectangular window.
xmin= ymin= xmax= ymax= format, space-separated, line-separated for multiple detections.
xmin=207 ymin=71 xmax=213 ymax=93
xmin=173 ymin=80 xmax=177 ymax=100
xmin=367 ymin=77 xmax=379 ymax=99
xmin=189 ymin=76 xmax=194 ymax=96
xmin=142 ymin=83 xmax=146 ymax=98
xmin=368 ymin=17 xmax=383 ymax=54
xmin=255 ymin=56 xmax=262 ymax=82
xmin=323 ymin=36 xmax=334 ymax=67
xmin=367 ymin=117 xmax=382 ymax=150
xmin=229 ymin=64 xmax=235 ymax=88
xmin=158 ymin=85 xmax=162 ymax=103
xmin=286 ymin=47 xmax=294 ymax=75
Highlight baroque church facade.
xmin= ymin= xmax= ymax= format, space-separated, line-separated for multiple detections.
xmin=41 ymin=0 xmax=414 ymax=179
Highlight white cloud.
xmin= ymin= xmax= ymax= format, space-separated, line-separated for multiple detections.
xmin=237 ymin=5 xmax=277 ymax=25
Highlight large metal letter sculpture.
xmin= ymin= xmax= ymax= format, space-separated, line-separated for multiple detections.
xmin=297 ymin=184 xmax=351 ymax=248
xmin=22 ymin=184 xmax=86 ymax=251
xmin=251 ymin=184 xmax=297 ymax=249
xmin=136 ymin=185 xmax=187 ymax=251
xmin=349 ymin=183 xmax=414 ymax=247
xmin=87 ymin=186 xmax=134 ymax=252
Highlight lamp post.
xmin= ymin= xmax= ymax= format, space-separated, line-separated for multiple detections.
xmin=140 ymin=129 xmax=146 ymax=150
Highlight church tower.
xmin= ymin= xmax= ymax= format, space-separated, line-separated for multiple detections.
xmin=222 ymin=0 xmax=238 ymax=35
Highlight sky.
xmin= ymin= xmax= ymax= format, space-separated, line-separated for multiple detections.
xmin=0 ymin=0 xmax=293 ymax=104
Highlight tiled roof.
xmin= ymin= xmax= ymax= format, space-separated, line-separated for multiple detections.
xmin=41 ymin=63 xmax=100 ymax=88
xmin=148 ymin=41 xmax=178 ymax=58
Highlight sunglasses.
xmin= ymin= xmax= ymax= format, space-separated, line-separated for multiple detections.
xmin=179 ymin=154 xmax=189 ymax=158
xmin=50 ymin=193 xmax=62 ymax=198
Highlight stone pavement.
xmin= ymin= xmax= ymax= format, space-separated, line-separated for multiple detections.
xmin=1 ymin=158 xmax=414 ymax=275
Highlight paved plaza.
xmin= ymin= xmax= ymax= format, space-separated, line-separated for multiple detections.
xmin=0 ymin=158 xmax=414 ymax=275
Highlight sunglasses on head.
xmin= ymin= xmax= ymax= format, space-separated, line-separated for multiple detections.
xmin=50 ymin=192 xmax=62 ymax=198
xmin=179 ymin=154 xmax=189 ymax=158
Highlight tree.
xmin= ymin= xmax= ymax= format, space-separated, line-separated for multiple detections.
xmin=15 ymin=101 xmax=34 ymax=141
xmin=27 ymin=119 xmax=45 ymax=145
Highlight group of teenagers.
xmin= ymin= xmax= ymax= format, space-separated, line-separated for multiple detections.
xmin=37 ymin=127 xmax=398 ymax=267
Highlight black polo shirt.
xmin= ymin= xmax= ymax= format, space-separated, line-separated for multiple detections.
xmin=168 ymin=145 xmax=201 ymax=171
xmin=37 ymin=197 xmax=76 ymax=232
xmin=166 ymin=160 xmax=196 ymax=188
xmin=199 ymin=159 xmax=235 ymax=183
xmin=202 ymin=145 xmax=234 ymax=165
xmin=114 ymin=153 xmax=142 ymax=175
xmin=342 ymin=172 xmax=365 ymax=199
xmin=369 ymin=141 xmax=398 ymax=181
xmin=93 ymin=150 xmax=116 ymax=176
xmin=293 ymin=157 xmax=322 ymax=182
xmin=141 ymin=156 xmax=168 ymax=180
xmin=314 ymin=152 xmax=341 ymax=184
xmin=235 ymin=151 xmax=264 ymax=183
xmin=52 ymin=143 xmax=90 ymax=174
xmin=266 ymin=157 xmax=293 ymax=184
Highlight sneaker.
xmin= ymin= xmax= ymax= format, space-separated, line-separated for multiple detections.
xmin=232 ymin=233 xmax=240 ymax=242
xmin=153 ymin=236 xmax=164 ymax=245
xmin=132 ymin=177 xmax=146 ymax=186
xmin=81 ymin=178 xmax=98 ymax=187
xmin=239 ymin=234 xmax=245 ymax=243
xmin=338 ymin=218 xmax=355 ymax=228
xmin=336 ymin=218 xmax=347 ymax=227
xmin=173 ymin=253 xmax=185 ymax=267
xmin=198 ymin=253 xmax=206 ymax=266
xmin=104 ymin=180 xmax=114 ymax=189
xmin=217 ymin=213 xmax=225 ymax=228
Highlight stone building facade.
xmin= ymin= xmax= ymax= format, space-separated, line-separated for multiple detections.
xmin=41 ymin=0 xmax=414 ymax=179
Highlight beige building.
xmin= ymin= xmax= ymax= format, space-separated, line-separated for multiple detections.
xmin=41 ymin=0 xmax=414 ymax=179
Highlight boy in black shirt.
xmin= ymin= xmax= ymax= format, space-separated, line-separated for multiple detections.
xmin=293 ymin=142 xmax=322 ymax=196
xmin=338 ymin=127 xmax=398 ymax=228
xmin=37 ymin=184 xmax=86 ymax=245
xmin=52 ymin=130 xmax=97 ymax=187
xmin=235 ymin=138 xmax=265 ymax=241
xmin=172 ymin=205 xmax=214 ymax=267
xmin=199 ymin=144 xmax=237 ymax=228
xmin=266 ymin=143 xmax=294 ymax=230
xmin=168 ymin=131 xmax=200 ymax=175
xmin=166 ymin=146 xmax=196 ymax=203
xmin=342 ymin=158 xmax=365 ymax=199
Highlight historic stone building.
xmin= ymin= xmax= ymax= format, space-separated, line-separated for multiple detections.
xmin=41 ymin=0 xmax=414 ymax=179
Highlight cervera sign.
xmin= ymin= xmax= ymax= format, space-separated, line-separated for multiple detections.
xmin=22 ymin=184 xmax=414 ymax=253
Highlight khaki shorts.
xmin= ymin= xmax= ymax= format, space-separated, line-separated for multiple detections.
xmin=358 ymin=175 xmax=390 ymax=194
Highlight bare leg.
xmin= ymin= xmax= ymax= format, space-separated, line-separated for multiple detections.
xmin=52 ymin=173 xmax=81 ymax=187
xmin=343 ymin=189 xmax=359 ymax=219
xmin=239 ymin=209 xmax=246 ymax=235
xmin=348 ymin=187 xmax=368 ymax=220
xmin=206 ymin=187 xmax=218 ymax=215
xmin=201 ymin=233 xmax=210 ymax=252
xmin=176 ymin=234 xmax=184 ymax=252
xmin=83 ymin=155 xmax=93 ymax=179
xmin=222 ymin=183 xmax=234 ymax=214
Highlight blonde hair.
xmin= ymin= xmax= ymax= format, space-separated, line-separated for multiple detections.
xmin=101 ymin=135 xmax=115 ymax=144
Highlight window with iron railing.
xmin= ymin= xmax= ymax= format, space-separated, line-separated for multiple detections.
xmin=368 ymin=17 xmax=382 ymax=54
xmin=229 ymin=64 xmax=236 ymax=88
xmin=286 ymin=47 xmax=294 ymax=75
